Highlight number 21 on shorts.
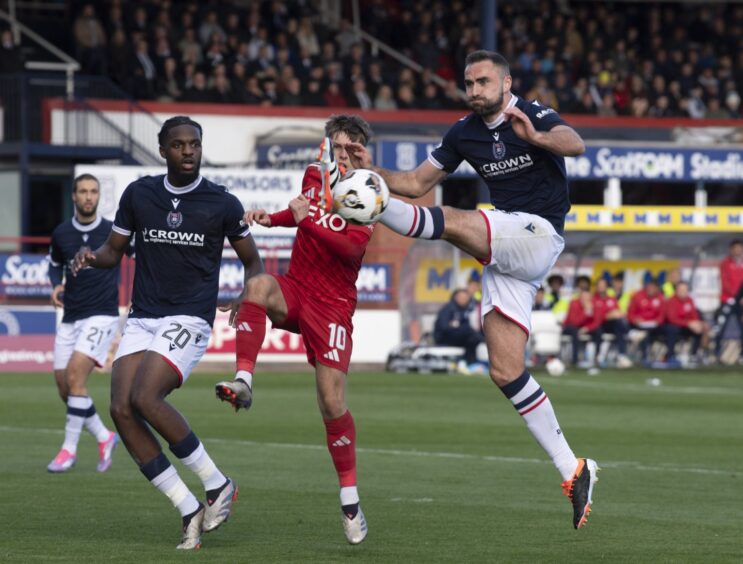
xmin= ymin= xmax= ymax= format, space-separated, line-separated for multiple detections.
xmin=327 ymin=323 xmax=347 ymax=350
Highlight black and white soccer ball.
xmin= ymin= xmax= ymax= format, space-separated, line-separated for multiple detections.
xmin=332 ymin=169 xmax=390 ymax=225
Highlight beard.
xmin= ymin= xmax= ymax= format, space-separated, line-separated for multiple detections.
xmin=469 ymin=90 xmax=505 ymax=118
xmin=75 ymin=203 xmax=97 ymax=221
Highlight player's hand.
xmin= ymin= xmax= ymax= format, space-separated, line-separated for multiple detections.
xmin=218 ymin=298 xmax=243 ymax=327
xmin=71 ymin=247 xmax=96 ymax=276
xmin=288 ymin=194 xmax=310 ymax=223
xmin=50 ymin=284 xmax=64 ymax=307
xmin=345 ymin=142 xmax=373 ymax=169
xmin=244 ymin=209 xmax=272 ymax=227
xmin=503 ymin=105 xmax=539 ymax=144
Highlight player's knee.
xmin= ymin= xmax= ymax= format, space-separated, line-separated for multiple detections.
xmin=110 ymin=398 xmax=134 ymax=423
xmin=488 ymin=361 xmax=523 ymax=387
xmin=245 ymin=274 xmax=274 ymax=303
xmin=318 ymin=391 xmax=346 ymax=419
xmin=130 ymin=388 xmax=158 ymax=418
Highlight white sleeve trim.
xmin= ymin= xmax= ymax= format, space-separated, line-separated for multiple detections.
xmin=428 ymin=155 xmax=445 ymax=170
xmin=112 ymin=225 xmax=131 ymax=236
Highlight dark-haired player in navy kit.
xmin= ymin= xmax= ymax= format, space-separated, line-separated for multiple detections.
xmin=46 ymin=173 xmax=120 ymax=474
xmin=73 ymin=116 xmax=264 ymax=550
xmin=346 ymin=50 xmax=599 ymax=530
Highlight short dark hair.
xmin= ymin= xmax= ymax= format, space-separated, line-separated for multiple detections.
xmin=158 ymin=116 xmax=203 ymax=146
xmin=72 ymin=173 xmax=99 ymax=193
xmin=730 ymin=239 xmax=743 ymax=247
xmin=547 ymin=274 xmax=564 ymax=286
xmin=325 ymin=114 xmax=372 ymax=146
xmin=464 ymin=50 xmax=510 ymax=76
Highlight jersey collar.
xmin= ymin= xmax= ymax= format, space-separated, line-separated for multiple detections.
xmin=164 ymin=174 xmax=203 ymax=194
xmin=482 ymin=93 xmax=518 ymax=129
xmin=72 ymin=215 xmax=102 ymax=232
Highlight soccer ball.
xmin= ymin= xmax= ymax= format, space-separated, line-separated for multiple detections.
xmin=332 ymin=169 xmax=390 ymax=225
xmin=545 ymin=357 xmax=566 ymax=377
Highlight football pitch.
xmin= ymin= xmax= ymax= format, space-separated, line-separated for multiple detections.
xmin=1 ymin=368 xmax=741 ymax=563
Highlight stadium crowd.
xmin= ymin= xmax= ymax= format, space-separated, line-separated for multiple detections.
xmin=12 ymin=1 xmax=730 ymax=117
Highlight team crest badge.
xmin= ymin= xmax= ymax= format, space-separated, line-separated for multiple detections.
xmin=492 ymin=141 xmax=507 ymax=160
xmin=167 ymin=211 xmax=183 ymax=228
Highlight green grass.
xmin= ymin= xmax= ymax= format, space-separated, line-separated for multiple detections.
xmin=1 ymin=368 xmax=742 ymax=563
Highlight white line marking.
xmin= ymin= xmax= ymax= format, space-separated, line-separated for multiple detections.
xmin=544 ymin=378 xmax=743 ymax=396
xmin=0 ymin=425 xmax=738 ymax=477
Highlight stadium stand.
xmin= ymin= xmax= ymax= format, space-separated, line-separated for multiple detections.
xmin=4 ymin=1 xmax=741 ymax=116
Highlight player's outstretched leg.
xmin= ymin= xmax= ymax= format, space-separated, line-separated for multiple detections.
xmin=169 ymin=430 xmax=237 ymax=533
xmin=324 ymin=410 xmax=367 ymax=544
xmin=380 ymin=198 xmax=445 ymax=240
xmin=216 ymin=301 xmax=266 ymax=411
xmin=140 ymin=452 xmax=204 ymax=549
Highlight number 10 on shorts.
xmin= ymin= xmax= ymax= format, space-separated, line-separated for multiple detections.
xmin=328 ymin=323 xmax=347 ymax=350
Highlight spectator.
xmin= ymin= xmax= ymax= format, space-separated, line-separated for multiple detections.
xmin=323 ymin=82 xmax=347 ymax=107
xmin=181 ymin=71 xmax=213 ymax=103
xmin=131 ymin=38 xmax=156 ymax=99
xmin=296 ymin=16 xmax=320 ymax=57
xmin=178 ymin=28 xmax=203 ymax=66
xmin=74 ymin=4 xmax=107 ymax=74
xmin=156 ymin=57 xmax=181 ymax=101
xmin=665 ymin=281 xmax=709 ymax=363
xmin=396 ymin=84 xmax=416 ymax=109
xmin=0 ymin=29 xmax=23 ymax=73
xmin=725 ymin=91 xmax=741 ymax=118
xmin=349 ymin=78 xmax=373 ymax=110
xmin=199 ymin=11 xmax=226 ymax=46
xmin=545 ymin=273 xmax=569 ymax=316
xmin=373 ymin=85 xmax=397 ymax=110
xmin=433 ymin=289 xmax=485 ymax=366
xmin=278 ymin=77 xmax=302 ymax=106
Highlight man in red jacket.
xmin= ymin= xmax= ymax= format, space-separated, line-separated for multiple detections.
xmin=561 ymin=290 xmax=596 ymax=366
xmin=593 ymin=278 xmax=632 ymax=368
xmin=719 ymin=240 xmax=743 ymax=305
xmin=665 ymin=281 xmax=709 ymax=363
xmin=627 ymin=277 xmax=668 ymax=363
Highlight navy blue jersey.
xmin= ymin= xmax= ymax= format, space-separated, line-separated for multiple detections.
xmin=430 ymin=95 xmax=570 ymax=234
xmin=48 ymin=216 xmax=121 ymax=323
xmin=113 ymin=174 xmax=250 ymax=326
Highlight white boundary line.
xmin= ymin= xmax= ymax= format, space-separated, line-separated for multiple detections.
xmin=1 ymin=425 xmax=738 ymax=477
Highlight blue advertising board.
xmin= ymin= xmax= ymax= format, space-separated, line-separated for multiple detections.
xmin=0 ymin=254 xmax=51 ymax=297
xmin=375 ymin=141 xmax=743 ymax=183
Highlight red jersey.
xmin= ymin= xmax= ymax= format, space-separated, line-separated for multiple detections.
xmin=563 ymin=298 xmax=595 ymax=329
xmin=587 ymin=293 xmax=620 ymax=331
xmin=628 ymin=289 xmax=665 ymax=326
xmin=719 ymin=256 xmax=743 ymax=303
xmin=268 ymin=164 xmax=374 ymax=308
xmin=665 ymin=296 xmax=700 ymax=327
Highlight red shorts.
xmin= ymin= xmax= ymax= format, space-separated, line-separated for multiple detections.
xmin=274 ymin=274 xmax=354 ymax=373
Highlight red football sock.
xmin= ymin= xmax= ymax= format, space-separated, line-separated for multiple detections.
xmin=235 ymin=301 xmax=267 ymax=373
xmin=324 ymin=410 xmax=357 ymax=487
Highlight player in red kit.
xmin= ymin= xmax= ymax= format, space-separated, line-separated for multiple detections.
xmin=628 ymin=277 xmax=668 ymax=363
xmin=215 ymin=115 xmax=373 ymax=545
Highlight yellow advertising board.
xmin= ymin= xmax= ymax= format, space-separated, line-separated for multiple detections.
xmin=414 ymin=258 xmax=483 ymax=303
xmin=565 ymin=206 xmax=743 ymax=231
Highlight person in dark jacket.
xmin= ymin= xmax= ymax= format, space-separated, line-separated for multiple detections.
xmin=434 ymin=288 xmax=484 ymax=364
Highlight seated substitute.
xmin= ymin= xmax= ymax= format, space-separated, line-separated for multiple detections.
xmin=627 ymin=277 xmax=668 ymax=363
xmin=433 ymin=288 xmax=485 ymax=365
xmin=665 ymin=281 xmax=709 ymax=363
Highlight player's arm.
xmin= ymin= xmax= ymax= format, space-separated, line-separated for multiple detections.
xmin=345 ymin=142 xmax=448 ymax=198
xmin=71 ymin=231 xmax=130 ymax=275
xmin=47 ymin=236 xmax=65 ymax=307
xmin=503 ymin=106 xmax=585 ymax=156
